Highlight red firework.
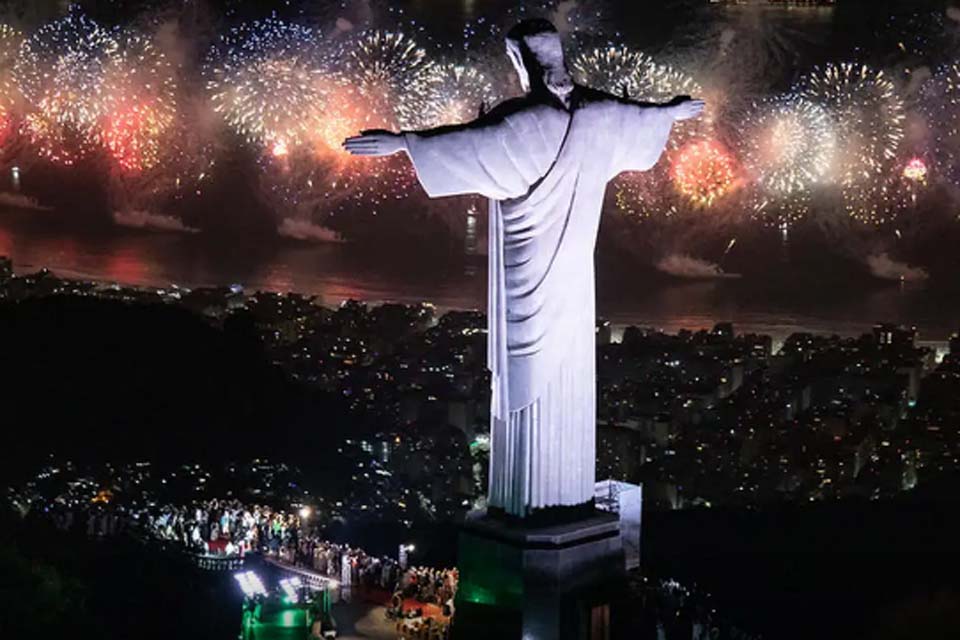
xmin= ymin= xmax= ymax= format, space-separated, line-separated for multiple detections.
xmin=671 ymin=139 xmax=739 ymax=206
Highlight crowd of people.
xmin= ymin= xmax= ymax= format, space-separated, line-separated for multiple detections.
xmin=28 ymin=496 xmax=762 ymax=639
xmin=35 ymin=497 xmax=292 ymax=559
xmin=144 ymin=499 xmax=297 ymax=557
xmin=143 ymin=499 xmax=461 ymax=613
xmin=36 ymin=494 xmax=460 ymax=600
xmin=279 ymin=535 xmax=403 ymax=592
xmin=395 ymin=612 xmax=451 ymax=640
xmin=395 ymin=566 xmax=458 ymax=610
xmin=388 ymin=567 xmax=458 ymax=640
xmin=275 ymin=524 xmax=459 ymax=609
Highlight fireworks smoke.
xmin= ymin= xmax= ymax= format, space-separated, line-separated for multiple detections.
xmin=865 ymin=252 xmax=929 ymax=281
xmin=656 ymin=253 xmax=741 ymax=279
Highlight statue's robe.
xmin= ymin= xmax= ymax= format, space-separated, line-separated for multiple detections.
xmin=404 ymin=87 xmax=674 ymax=516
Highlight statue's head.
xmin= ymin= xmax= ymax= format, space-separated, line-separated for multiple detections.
xmin=505 ymin=19 xmax=573 ymax=102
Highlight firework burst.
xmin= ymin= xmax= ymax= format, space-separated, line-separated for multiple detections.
xmin=0 ymin=25 xmax=22 ymax=112
xmin=798 ymin=63 xmax=906 ymax=224
xmin=741 ymin=95 xmax=835 ymax=196
xmin=312 ymin=83 xmax=371 ymax=155
xmin=340 ymin=30 xmax=440 ymax=130
xmin=672 ymin=138 xmax=738 ymax=206
xmin=633 ymin=59 xmax=709 ymax=149
xmin=570 ymin=45 xmax=704 ymax=108
xmin=611 ymin=164 xmax=676 ymax=220
xmin=920 ymin=63 xmax=960 ymax=178
xmin=613 ymin=175 xmax=657 ymax=220
xmin=902 ymin=157 xmax=927 ymax=184
xmin=102 ymin=32 xmax=177 ymax=172
xmin=840 ymin=171 xmax=914 ymax=226
xmin=309 ymin=30 xmax=443 ymax=212
xmin=418 ymin=62 xmax=500 ymax=128
xmin=798 ymin=63 xmax=904 ymax=186
xmin=0 ymin=24 xmax=22 ymax=150
xmin=583 ymin=47 xmax=712 ymax=220
xmin=207 ymin=17 xmax=329 ymax=152
xmin=571 ymin=43 xmax=709 ymax=153
xmin=749 ymin=190 xmax=812 ymax=228
xmin=15 ymin=9 xmax=119 ymax=164
xmin=632 ymin=59 xmax=701 ymax=104
xmin=307 ymin=83 xmax=417 ymax=214
xmin=570 ymin=45 xmax=651 ymax=96
xmin=898 ymin=157 xmax=929 ymax=211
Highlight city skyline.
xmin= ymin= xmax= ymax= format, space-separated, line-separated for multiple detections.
xmin=3 ymin=2 xmax=960 ymax=639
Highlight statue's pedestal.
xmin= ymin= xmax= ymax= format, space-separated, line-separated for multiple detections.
xmin=452 ymin=509 xmax=627 ymax=640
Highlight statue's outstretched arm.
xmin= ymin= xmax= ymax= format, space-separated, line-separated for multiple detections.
xmin=607 ymin=96 xmax=706 ymax=177
xmin=342 ymin=118 xmax=485 ymax=158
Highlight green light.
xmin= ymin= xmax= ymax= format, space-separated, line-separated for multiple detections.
xmin=460 ymin=584 xmax=499 ymax=606
xmin=239 ymin=597 xmax=308 ymax=639
xmin=456 ymin=536 xmax=524 ymax=610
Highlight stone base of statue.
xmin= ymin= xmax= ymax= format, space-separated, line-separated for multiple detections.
xmin=451 ymin=506 xmax=628 ymax=640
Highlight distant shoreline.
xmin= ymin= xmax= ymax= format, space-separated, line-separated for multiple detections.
xmin=5 ymin=258 xmax=954 ymax=349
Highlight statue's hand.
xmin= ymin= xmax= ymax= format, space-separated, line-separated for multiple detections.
xmin=668 ymin=97 xmax=705 ymax=121
xmin=342 ymin=129 xmax=407 ymax=156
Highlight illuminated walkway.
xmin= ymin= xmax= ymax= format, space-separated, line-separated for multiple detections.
xmin=264 ymin=555 xmax=339 ymax=593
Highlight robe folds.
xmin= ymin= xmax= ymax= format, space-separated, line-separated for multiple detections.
xmin=405 ymin=88 xmax=674 ymax=516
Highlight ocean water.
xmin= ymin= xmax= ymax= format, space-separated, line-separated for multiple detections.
xmin=0 ymin=209 xmax=956 ymax=346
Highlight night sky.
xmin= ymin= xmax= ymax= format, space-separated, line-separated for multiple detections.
xmin=3 ymin=1 xmax=960 ymax=291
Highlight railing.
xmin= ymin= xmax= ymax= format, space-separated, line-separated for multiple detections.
xmin=263 ymin=556 xmax=340 ymax=597
xmin=188 ymin=553 xmax=246 ymax=571
xmin=127 ymin=529 xmax=247 ymax=572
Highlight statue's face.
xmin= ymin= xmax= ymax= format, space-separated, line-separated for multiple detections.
xmin=506 ymin=31 xmax=572 ymax=101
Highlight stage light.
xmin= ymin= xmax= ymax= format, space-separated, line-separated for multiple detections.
xmin=279 ymin=576 xmax=302 ymax=603
xmin=234 ymin=571 xmax=267 ymax=597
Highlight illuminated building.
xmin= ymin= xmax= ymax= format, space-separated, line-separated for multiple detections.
xmin=873 ymin=323 xmax=917 ymax=349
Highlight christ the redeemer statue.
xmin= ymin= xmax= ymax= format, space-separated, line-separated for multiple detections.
xmin=345 ymin=19 xmax=703 ymax=518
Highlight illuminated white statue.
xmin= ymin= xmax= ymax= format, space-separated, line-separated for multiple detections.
xmin=345 ymin=19 xmax=703 ymax=517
